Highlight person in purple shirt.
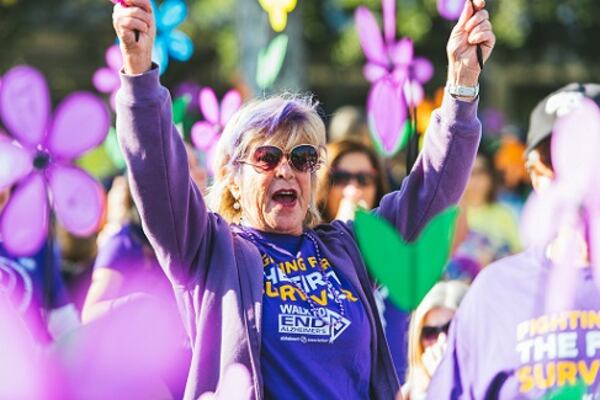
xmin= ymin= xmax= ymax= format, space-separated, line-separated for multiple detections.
xmin=111 ymin=0 xmax=494 ymax=398
xmin=83 ymin=175 xmax=174 ymax=323
xmin=428 ymin=84 xmax=600 ymax=399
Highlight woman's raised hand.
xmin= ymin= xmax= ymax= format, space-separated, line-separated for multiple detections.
xmin=447 ymin=0 xmax=496 ymax=87
xmin=112 ymin=0 xmax=155 ymax=75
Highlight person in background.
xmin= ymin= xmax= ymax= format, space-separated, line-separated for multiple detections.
xmin=56 ymin=225 xmax=98 ymax=313
xmin=428 ymin=83 xmax=600 ymax=399
xmin=318 ymin=139 xmax=389 ymax=222
xmin=82 ymin=176 xmax=172 ymax=322
xmin=328 ymin=106 xmax=372 ymax=145
xmin=447 ymin=150 xmax=521 ymax=281
xmin=0 ymin=185 xmax=80 ymax=344
xmin=402 ymin=280 xmax=469 ymax=400
xmin=493 ymin=130 xmax=530 ymax=218
xmin=82 ymin=175 xmax=190 ymax=399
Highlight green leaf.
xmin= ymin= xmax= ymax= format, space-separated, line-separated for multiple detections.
xmin=354 ymin=206 xmax=458 ymax=311
xmin=103 ymin=127 xmax=126 ymax=171
xmin=541 ymin=380 xmax=586 ymax=400
xmin=76 ymin=146 xmax=118 ymax=179
xmin=256 ymin=33 xmax=288 ymax=90
xmin=172 ymin=95 xmax=191 ymax=125
xmin=370 ymin=120 xmax=412 ymax=158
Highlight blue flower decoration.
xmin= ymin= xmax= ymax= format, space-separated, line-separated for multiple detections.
xmin=151 ymin=0 xmax=194 ymax=75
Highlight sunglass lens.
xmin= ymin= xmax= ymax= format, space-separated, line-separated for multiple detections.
xmin=421 ymin=322 xmax=451 ymax=341
xmin=290 ymin=145 xmax=318 ymax=172
xmin=253 ymin=146 xmax=283 ymax=170
xmin=356 ymin=173 xmax=372 ymax=187
xmin=421 ymin=327 xmax=439 ymax=341
xmin=331 ymin=171 xmax=352 ymax=186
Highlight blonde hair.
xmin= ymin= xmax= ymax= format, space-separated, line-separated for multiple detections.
xmin=206 ymin=93 xmax=327 ymax=227
xmin=405 ymin=280 xmax=469 ymax=393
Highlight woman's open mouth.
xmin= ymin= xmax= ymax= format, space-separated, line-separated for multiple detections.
xmin=272 ymin=189 xmax=298 ymax=207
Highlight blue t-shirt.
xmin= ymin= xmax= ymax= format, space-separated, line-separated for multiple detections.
xmin=93 ymin=224 xmax=171 ymax=299
xmin=0 ymin=240 xmax=71 ymax=343
xmin=244 ymin=229 xmax=371 ymax=400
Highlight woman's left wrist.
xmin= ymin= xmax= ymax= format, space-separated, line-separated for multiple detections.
xmin=447 ymin=61 xmax=480 ymax=87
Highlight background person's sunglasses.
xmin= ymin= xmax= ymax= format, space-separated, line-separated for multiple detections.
xmin=238 ymin=144 xmax=321 ymax=173
xmin=420 ymin=321 xmax=451 ymax=341
xmin=330 ymin=170 xmax=377 ymax=187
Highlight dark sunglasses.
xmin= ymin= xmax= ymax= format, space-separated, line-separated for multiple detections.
xmin=238 ymin=144 xmax=321 ymax=173
xmin=330 ymin=170 xmax=377 ymax=187
xmin=421 ymin=321 xmax=451 ymax=341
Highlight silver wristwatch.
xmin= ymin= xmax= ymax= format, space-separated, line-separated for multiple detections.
xmin=446 ymin=82 xmax=480 ymax=98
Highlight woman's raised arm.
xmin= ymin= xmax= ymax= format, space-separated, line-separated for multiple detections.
xmin=113 ymin=0 xmax=223 ymax=286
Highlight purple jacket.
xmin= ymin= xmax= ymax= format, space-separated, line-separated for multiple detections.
xmin=116 ymin=67 xmax=480 ymax=399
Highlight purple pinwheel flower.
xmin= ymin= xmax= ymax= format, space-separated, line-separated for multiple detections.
xmin=0 ymin=66 xmax=109 ymax=256
xmin=438 ymin=0 xmax=464 ymax=20
xmin=93 ymin=44 xmax=123 ymax=111
xmin=191 ymin=88 xmax=242 ymax=174
xmin=355 ymin=0 xmax=434 ymax=155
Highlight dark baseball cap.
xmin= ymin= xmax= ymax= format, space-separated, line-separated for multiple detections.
xmin=526 ymin=83 xmax=600 ymax=153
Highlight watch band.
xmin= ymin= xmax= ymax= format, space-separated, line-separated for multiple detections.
xmin=446 ymin=82 xmax=480 ymax=98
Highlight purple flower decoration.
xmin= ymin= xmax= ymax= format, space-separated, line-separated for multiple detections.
xmin=0 ymin=66 xmax=109 ymax=256
xmin=191 ymin=87 xmax=242 ymax=174
xmin=92 ymin=44 xmax=123 ymax=111
xmin=520 ymin=98 xmax=600 ymax=312
xmin=438 ymin=0 xmax=464 ymax=20
xmin=355 ymin=0 xmax=434 ymax=155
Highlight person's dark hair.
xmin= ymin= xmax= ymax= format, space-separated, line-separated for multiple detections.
xmin=317 ymin=139 xmax=389 ymax=222
xmin=475 ymin=149 xmax=500 ymax=204
xmin=531 ymin=136 xmax=553 ymax=171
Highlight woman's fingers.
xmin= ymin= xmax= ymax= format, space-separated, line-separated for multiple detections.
xmin=464 ymin=9 xmax=489 ymax=33
xmin=455 ymin=0 xmax=475 ymax=30
xmin=118 ymin=17 xmax=150 ymax=36
xmin=468 ymin=24 xmax=495 ymax=48
xmin=116 ymin=4 xmax=154 ymax=27
xmin=121 ymin=0 xmax=153 ymax=13
xmin=473 ymin=0 xmax=486 ymax=10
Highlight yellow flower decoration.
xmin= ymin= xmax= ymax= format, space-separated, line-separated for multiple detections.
xmin=416 ymin=87 xmax=444 ymax=135
xmin=258 ymin=0 xmax=297 ymax=32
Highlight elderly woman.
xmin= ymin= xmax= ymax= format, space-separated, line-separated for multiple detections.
xmin=112 ymin=0 xmax=494 ymax=398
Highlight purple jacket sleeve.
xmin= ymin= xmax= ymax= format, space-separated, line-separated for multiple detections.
xmin=373 ymin=94 xmax=481 ymax=241
xmin=116 ymin=66 xmax=220 ymax=287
